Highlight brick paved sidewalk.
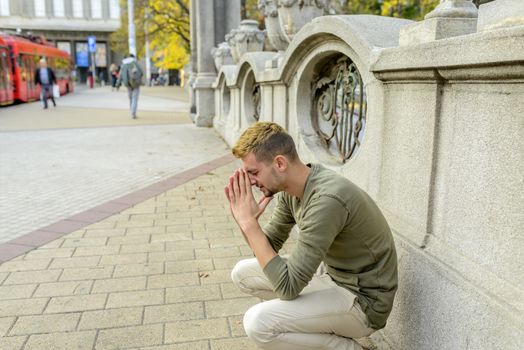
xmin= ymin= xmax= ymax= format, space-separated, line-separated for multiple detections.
xmin=0 ymin=157 xmax=298 ymax=350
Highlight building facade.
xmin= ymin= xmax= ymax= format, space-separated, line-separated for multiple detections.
xmin=0 ymin=0 xmax=121 ymax=83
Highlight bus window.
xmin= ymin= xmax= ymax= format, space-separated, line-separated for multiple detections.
xmin=0 ymin=52 xmax=5 ymax=89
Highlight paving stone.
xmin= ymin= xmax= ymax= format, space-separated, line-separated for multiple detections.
xmin=0 ymin=270 xmax=8 ymax=284
xmin=38 ymin=239 xmax=64 ymax=249
xmin=239 ymin=246 xmax=253 ymax=256
xmin=78 ymin=307 xmax=143 ymax=330
xmin=24 ymin=330 xmax=96 ymax=350
xmin=113 ymin=263 xmax=164 ymax=278
xmin=86 ymin=221 xmax=116 ymax=230
xmin=191 ymin=216 xmax=230 ymax=225
xmin=228 ymin=316 xmax=247 ymax=337
xmin=211 ymin=337 xmax=258 ymax=350
xmin=120 ymin=243 xmax=165 ymax=254
xmin=61 ymin=237 xmax=108 ymax=248
xmin=213 ymin=257 xmax=242 ymax=270
xmin=0 ymin=284 xmax=37 ymax=300
xmin=59 ymin=266 xmax=114 ymax=281
xmin=73 ymin=245 xmax=120 ymax=257
xmin=0 ymin=317 xmax=15 ymax=336
xmin=64 ymin=229 xmax=86 ymax=238
xmin=0 ymin=335 xmax=26 ymax=350
xmin=45 ymin=294 xmax=106 ymax=313
xmin=208 ymin=237 xmax=247 ymax=248
xmin=165 ymin=259 xmax=214 ymax=274
xmin=199 ymin=269 xmax=234 ymax=285
xmin=106 ymin=289 xmax=164 ymax=308
xmin=96 ymin=324 xmax=163 ymax=349
xmin=165 ymin=318 xmax=230 ymax=343
xmin=220 ymin=282 xmax=249 ymax=299
xmin=192 ymin=229 xmax=235 ymax=240
xmin=148 ymin=273 xmax=199 ymax=289
xmin=156 ymin=218 xmax=192 ymax=226
xmin=165 ymin=240 xmax=209 ymax=251
xmin=130 ymin=213 xmax=167 ymax=221
xmin=107 ymin=235 xmax=151 ymax=245
xmin=140 ymin=341 xmax=209 ymax=350
xmin=144 ymin=302 xmax=204 ymax=323
xmin=34 ymin=280 xmax=93 ymax=297
xmin=126 ymin=226 xmax=166 ymax=235
xmin=165 ymin=285 xmax=221 ymax=303
xmin=0 ymin=258 xmax=51 ymax=272
xmin=205 ymin=297 xmax=259 ymax=318
xmin=195 ymin=247 xmax=240 ymax=259
xmin=165 ymin=224 xmax=197 ymax=233
xmin=150 ymin=232 xmax=194 ymax=242
xmin=3 ymin=269 xmax=62 ymax=285
xmin=23 ymin=248 xmax=74 ymax=260
xmin=83 ymin=228 xmax=126 ymax=238
xmin=98 ymin=252 xmax=147 ymax=266
xmin=149 ymin=250 xmax=195 ymax=263
xmin=0 ymin=298 xmax=48 ymax=317
xmin=49 ymin=256 xmax=101 ymax=269
xmin=116 ymin=220 xmax=155 ymax=228
xmin=9 ymin=313 xmax=80 ymax=335
xmin=92 ymin=276 xmax=147 ymax=293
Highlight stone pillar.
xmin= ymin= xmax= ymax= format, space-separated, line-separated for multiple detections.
xmin=399 ymin=0 xmax=478 ymax=46
xmin=194 ymin=0 xmax=216 ymax=127
xmin=189 ymin=0 xmax=198 ymax=117
xmin=225 ymin=0 xmax=241 ymax=36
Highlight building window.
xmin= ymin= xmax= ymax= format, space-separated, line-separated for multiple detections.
xmin=91 ymin=0 xmax=102 ymax=18
xmin=0 ymin=0 xmax=10 ymax=16
xmin=109 ymin=0 xmax=120 ymax=19
xmin=72 ymin=0 xmax=83 ymax=18
xmin=53 ymin=0 xmax=65 ymax=17
xmin=34 ymin=0 xmax=46 ymax=17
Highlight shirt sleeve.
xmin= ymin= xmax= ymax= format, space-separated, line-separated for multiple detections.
xmin=262 ymin=193 xmax=296 ymax=253
xmin=263 ymin=195 xmax=349 ymax=300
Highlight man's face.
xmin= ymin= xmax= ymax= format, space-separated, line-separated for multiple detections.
xmin=242 ymin=153 xmax=281 ymax=197
xmin=40 ymin=61 xmax=47 ymax=68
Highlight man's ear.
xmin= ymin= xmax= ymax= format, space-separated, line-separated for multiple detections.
xmin=274 ymin=155 xmax=288 ymax=172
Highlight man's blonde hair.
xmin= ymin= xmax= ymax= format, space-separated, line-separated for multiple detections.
xmin=232 ymin=122 xmax=298 ymax=163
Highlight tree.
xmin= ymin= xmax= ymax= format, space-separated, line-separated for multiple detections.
xmin=111 ymin=0 xmax=190 ymax=70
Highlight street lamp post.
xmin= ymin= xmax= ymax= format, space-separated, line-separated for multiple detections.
xmin=127 ymin=0 xmax=137 ymax=56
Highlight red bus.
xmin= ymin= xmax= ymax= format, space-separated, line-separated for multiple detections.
xmin=0 ymin=32 xmax=74 ymax=106
xmin=0 ymin=35 xmax=14 ymax=105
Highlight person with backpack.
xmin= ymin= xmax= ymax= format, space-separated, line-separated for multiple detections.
xmin=118 ymin=53 xmax=143 ymax=119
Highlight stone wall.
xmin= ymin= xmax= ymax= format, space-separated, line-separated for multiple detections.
xmin=205 ymin=1 xmax=524 ymax=348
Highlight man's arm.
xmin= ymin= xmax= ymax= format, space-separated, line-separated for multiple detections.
xmin=264 ymin=196 xmax=348 ymax=300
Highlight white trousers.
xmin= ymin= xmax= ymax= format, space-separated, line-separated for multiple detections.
xmin=231 ymin=258 xmax=375 ymax=350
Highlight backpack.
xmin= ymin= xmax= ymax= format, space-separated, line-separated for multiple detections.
xmin=128 ymin=62 xmax=142 ymax=88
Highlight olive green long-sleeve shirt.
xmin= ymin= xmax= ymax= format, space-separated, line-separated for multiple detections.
xmin=262 ymin=163 xmax=398 ymax=329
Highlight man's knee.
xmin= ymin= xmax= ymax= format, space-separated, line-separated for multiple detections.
xmin=243 ymin=303 xmax=275 ymax=348
xmin=230 ymin=259 xmax=252 ymax=289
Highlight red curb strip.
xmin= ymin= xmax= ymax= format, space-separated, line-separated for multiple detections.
xmin=0 ymin=153 xmax=236 ymax=262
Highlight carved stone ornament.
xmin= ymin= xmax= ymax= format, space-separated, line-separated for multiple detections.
xmin=211 ymin=42 xmax=235 ymax=71
xmin=258 ymin=0 xmax=289 ymax=51
xmin=312 ymin=56 xmax=367 ymax=163
xmin=277 ymin=0 xmax=330 ymax=43
xmin=225 ymin=20 xmax=266 ymax=63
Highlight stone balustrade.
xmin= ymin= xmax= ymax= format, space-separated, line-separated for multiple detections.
xmin=204 ymin=0 xmax=524 ymax=348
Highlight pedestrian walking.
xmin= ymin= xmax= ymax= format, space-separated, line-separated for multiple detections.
xmin=226 ymin=122 xmax=398 ymax=350
xmin=118 ymin=54 xmax=143 ymax=119
xmin=34 ymin=58 xmax=57 ymax=109
xmin=110 ymin=63 xmax=119 ymax=91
